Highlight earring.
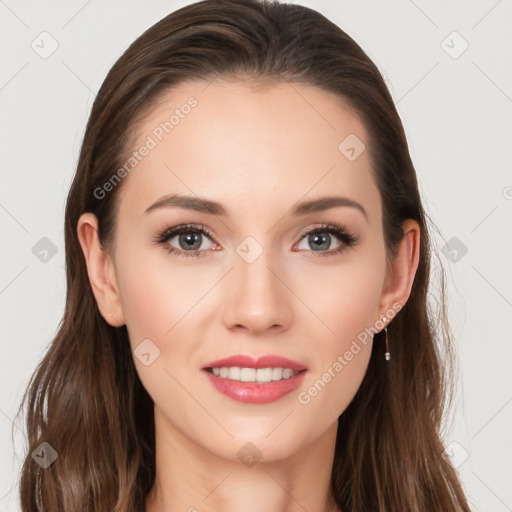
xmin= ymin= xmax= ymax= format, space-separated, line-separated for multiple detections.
xmin=382 ymin=316 xmax=391 ymax=361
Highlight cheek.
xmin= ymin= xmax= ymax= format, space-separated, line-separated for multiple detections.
xmin=113 ymin=247 xmax=205 ymax=414
xmin=298 ymin=343 xmax=372 ymax=434
xmin=298 ymin=250 xmax=385 ymax=343
xmin=114 ymin=244 xmax=206 ymax=347
xmin=294 ymin=252 xmax=384 ymax=419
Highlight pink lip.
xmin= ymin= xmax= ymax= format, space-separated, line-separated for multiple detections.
xmin=201 ymin=354 xmax=308 ymax=404
xmin=203 ymin=370 xmax=307 ymax=404
xmin=202 ymin=355 xmax=307 ymax=371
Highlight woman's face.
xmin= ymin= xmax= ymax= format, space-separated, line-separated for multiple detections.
xmin=90 ymin=79 xmax=402 ymax=462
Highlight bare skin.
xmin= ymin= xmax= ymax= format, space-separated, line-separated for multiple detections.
xmin=77 ymin=79 xmax=420 ymax=512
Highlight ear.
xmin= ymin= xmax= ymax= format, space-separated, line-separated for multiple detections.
xmin=76 ymin=212 xmax=126 ymax=326
xmin=377 ymin=219 xmax=421 ymax=322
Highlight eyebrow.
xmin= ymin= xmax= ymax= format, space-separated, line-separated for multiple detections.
xmin=143 ymin=194 xmax=368 ymax=221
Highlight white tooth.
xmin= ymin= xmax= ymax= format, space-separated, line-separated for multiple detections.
xmin=240 ymin=367 xmax=256 ymax=382
xmin=256 ymin=368 xmax=273 ymax=383
xmin=272 ymin=368 xmax=283 ymax=381
xmin=282 ymin=368 xmax=294 ymax=379
xmin=228 ymin=367 xmax=241 ymax=380
xmin=211 ymin=366 xmax=298 ymax=381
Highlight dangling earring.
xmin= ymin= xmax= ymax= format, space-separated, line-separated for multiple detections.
xmin=382 ymin=316 xmax=391 ymax=361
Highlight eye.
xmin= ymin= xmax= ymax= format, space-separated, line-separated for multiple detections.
xmin=154 ymin=224 xmax=219 ymax=259
xmin=293 ymin=223 xmax=358 ymax=257
xmin=154 ymin=222 xmax=359 ymax=259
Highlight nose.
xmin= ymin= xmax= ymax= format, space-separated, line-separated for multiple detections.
xmin=222 ymin=249 xmax=294 ymax=336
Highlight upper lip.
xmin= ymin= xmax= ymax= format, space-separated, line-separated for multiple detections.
xmin=202 ymin=355 xmax=307 ymax=371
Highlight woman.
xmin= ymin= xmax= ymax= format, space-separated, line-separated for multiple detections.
xmin=15 ymin=0 xmax=472 ymax=510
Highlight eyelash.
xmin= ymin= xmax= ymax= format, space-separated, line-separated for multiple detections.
xmin=153 ymin=222 xmax=359 ymax=259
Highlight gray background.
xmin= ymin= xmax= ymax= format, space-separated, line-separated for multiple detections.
xmin=1 ymin=1 xmax=511 ymax=510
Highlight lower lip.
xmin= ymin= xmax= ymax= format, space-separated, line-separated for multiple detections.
xmin=203 ymin=369 xmax=307 ymax=404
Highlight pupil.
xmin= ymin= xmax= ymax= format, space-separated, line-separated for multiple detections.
xmin=180 ymin=232 xmax=201 ymax=250
xmin=310 ymin=233 xmax=330 ymax=251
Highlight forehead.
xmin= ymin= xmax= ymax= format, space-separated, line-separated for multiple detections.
xmin=117 ymin=79 xmax=380 ymax=224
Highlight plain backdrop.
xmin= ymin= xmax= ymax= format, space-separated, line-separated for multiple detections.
xmin=1 ymin=1 xmax=511 ymax=511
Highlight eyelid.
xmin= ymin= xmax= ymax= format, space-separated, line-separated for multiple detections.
xmin=293 ymin=222 xmax=359 ymax=252
xmin=155 ymin=223 xmax=217 ymax=243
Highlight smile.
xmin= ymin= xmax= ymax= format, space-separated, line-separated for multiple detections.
xmin=201 ymin=354 xmax=308 ymax=404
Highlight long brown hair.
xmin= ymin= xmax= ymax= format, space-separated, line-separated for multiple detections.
xmin=14 ymin=1 xmax=471 ymax=510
